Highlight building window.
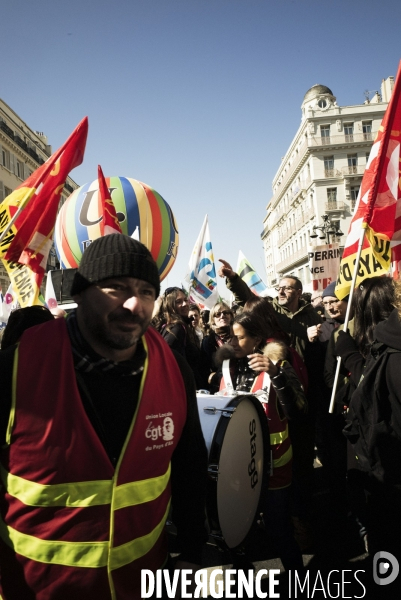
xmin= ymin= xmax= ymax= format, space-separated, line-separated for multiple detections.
xmin=327 ymin=188 xmax=337 ymax=209
xmin=320 ymin=125 xmax=330 ymax=144
xmin=324 ymin=156 xmax=334 ymax=177
xmin=4 ymin=186 xmax=12 ymax=198
xmin=363 ymin=121 xmax=372 ymax=141
xmin=16 ymin=160 xmax=24 ymax=179
xmin=350 ymin=186 xmax=360 ymax=209
xmin=1 ymin=149 xmax=10 ymax=170
xmin=344 ymin=123 xmax=354 ymax=142
xmin=318 ymin=99 xmax=327 ymax=109
xmin=347 ymin=154 xmax=358 ymax=174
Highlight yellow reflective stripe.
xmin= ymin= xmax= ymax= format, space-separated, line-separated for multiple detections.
xmin=114 ymin=464 xmax=171 ymax=510
xmin=6 ymin=346 xmax=19 ymax=445
xmin=1 ymin=463 xmax=170 ymax=509
xmin=0 ymin=465 xmax=112 ymax=508
xmin=270 ymin=425 xmax=289 ymax=446
xmin=273 ymin=445 xmax=293 ymax=468
xmin=110 ymin=500 xmax=170 ymax=570
xmin=0 ymin=517 xmax=109 ymax=568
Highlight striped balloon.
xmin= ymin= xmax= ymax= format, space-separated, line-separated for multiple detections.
xmin=54 ymin=177 xmax=179 ymax=281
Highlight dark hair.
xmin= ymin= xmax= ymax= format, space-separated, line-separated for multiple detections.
xmin=352 ymin=276 xmax=395 ymax=357
xmin=280 ymin=275 xmax=303 ymax=292
xmin=188 ymin=304 xmax=200 ymax=315
xmin=1 ymin=306 xmax=54 ymax=350
xmin=243 ymin=296 xmax=289 ymax=343
xmin=152 ymin=287 xmax=187 ymax=329
xmin=233 ymin=312 xmax=268 ymax=350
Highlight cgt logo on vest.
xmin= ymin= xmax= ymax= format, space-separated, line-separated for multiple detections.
xmin=145 ymin=415 xmax=175 ymax=451
xmin=248 ymin=419 xmax=258 ymax=489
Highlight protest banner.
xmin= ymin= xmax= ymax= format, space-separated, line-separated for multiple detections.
xmin=308 ymin=243 xmax=340 ymax=291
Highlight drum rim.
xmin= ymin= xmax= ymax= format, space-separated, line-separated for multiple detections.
xmin=206 ymin=393 xmax=270 ymax=551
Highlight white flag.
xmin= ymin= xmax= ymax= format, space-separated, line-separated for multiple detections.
xmin=187 ymin=215 xmax=219 ymax=309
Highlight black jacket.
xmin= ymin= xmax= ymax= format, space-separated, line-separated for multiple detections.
xmin=345 ymin=309 xmax=401 ymax=488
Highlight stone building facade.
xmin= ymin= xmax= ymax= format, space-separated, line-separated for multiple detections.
xmin=0 ymin=98 xmax=79 ymax=293
xmin=261 ymin=77 xmax=394 ymax=291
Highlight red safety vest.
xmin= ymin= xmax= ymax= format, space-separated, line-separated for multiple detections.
xmin=220 ymin=362 xmax=292 ymax=490
xmin=0 ymin=318 xmax=186 ymax=600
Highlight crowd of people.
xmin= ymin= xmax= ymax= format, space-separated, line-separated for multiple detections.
xmin=0 ymin=235 xmax=400 ymax=598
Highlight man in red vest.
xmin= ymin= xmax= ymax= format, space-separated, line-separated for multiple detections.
xmin=0 ymin=234 xmax=207 ymax=599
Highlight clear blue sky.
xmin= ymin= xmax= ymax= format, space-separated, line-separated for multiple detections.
xmin=1 ymin=0 xmax=400 ymax=298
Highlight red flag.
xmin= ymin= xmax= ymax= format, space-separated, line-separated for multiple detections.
xmin=335 ymin=61 xmax=401 ymax=298
xmin=0 ymin=117 xmax=88 ymax=306
xmin=98 ymin=165 xmax=123 ymax=236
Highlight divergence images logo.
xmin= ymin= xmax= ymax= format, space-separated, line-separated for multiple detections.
xmin=373 ymin=551 xmax=399 ymax=586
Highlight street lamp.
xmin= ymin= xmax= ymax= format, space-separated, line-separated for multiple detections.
xmin=309 ymin=214 xmax=344 ymax=244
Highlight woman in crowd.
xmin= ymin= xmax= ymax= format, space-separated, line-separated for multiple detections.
xmin=334 ymin=276 xmax=395 ymax=551
xmin=217 ymin=310 xmax=305 ymax=571
xmin=201 ymin=301 xmax=234 ymax=392
xmin=152 ymin=287 xmax=204 ymax=388
xmin=242 ymin=295 xmax=312 ymax=551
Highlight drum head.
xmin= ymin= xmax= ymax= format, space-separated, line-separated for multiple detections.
xmin=207 ymin=394 xmax=270 ymax=549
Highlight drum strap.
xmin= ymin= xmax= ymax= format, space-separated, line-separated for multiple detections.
xmin=251 ymin=372 xmax=271 ymax=403
xmin=221 ymin=360 xmax=234 ymax=394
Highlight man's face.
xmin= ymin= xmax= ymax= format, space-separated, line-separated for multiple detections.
xmin=311 ymin=292 xmax=323 ymax=307
xmin=322 ymin=295 xmax=348 ymax=321
xmin=74 ymin=277 xmax=156 ymax=358
xmin=276 ymin=278 xmax=302 ymax=312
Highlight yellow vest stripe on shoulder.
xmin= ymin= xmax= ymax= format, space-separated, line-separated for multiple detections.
xmin=1 ymin=463 xmax=170 ymax=509
xmin=0 ymin=501 xmax=170 ymax=569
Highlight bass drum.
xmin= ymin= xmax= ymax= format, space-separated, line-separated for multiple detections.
xmin=197 ymin=393 xmax=270 ymax=550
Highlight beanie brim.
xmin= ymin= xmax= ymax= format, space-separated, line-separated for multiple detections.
xmin=70 ymin=235 xmax=160 ymax=297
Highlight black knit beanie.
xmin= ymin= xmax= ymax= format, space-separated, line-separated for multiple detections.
xmin=322 ymin=280 xmax=349 ymax=302
xmin=70 ymin=234 xmax=160 ymax=297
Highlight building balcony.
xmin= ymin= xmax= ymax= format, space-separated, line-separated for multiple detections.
xmin=276 ymin=247 xmax=308 ymax=273
xmin=325 ymin=201 xmax=346 ymax=212
xmin=277 ymin=224 xmax=298 ymax=245
xmin=340 ymin=165 xmax=365 ymax=176
xmin=324 ymin=168 xmax=343 ymax=178
xmin=0 ymin=120 xmax=14 ymax=140
xmin=309 ymin=131 xmax=374 ymax=148
xmin=295 ymin=205 xmax=315 ymax=226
